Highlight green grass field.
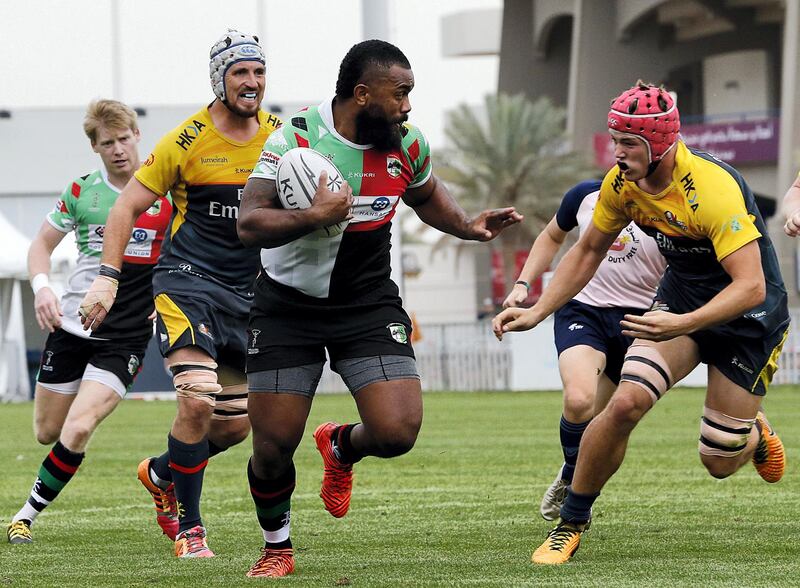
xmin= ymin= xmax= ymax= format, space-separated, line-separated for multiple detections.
xmin=1 ymin=388 xmax=798 ymax=587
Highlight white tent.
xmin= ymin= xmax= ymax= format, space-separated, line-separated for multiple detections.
xmin=0 ymin=212 xmax=76 ymax=402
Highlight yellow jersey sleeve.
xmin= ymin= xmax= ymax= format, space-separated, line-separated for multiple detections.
xmin=592 ymin=167 xmax=630 ymax=234
xmin=696 ymin=178 xmax=761 ymax=262
xmin=135 ymin=128 xmax=186 ymax=197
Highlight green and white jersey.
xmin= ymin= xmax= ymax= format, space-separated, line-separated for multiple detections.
xmin=249 ymin=97 xmax=432 ymax=300
xmin=47 ymin=169 xmax=172 ymax=340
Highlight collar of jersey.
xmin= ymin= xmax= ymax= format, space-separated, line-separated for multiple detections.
xmin=202 ymin=105 xmax=267 ymax=147
xmin=319 ymin=96 xmax=372 ymax=151
xmin=99 ymin=166 xmax=122 ymax=194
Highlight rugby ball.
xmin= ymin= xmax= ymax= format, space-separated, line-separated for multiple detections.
xmin=275 ymin=147 xmax=348 ymax=237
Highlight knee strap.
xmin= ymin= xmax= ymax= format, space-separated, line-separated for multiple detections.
xmin=698 ymin=406 xmax=755 ymax=458
xmin=619 ymin=343 xmax=673 ymax=404
xmin=170 ymin=361 xmax=221 ymax=407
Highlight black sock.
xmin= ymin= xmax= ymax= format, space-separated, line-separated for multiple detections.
xmin=559 ymin=416 xmax=591 ymax=482
xmin=168 ymin=434 xmax=209 ymax=533
xmin=560 ymin=486 xmax=599 ymax=524
xmin=151 ymin=439 xmax=226 ymax=488
xmin=150 ymin=450 xmax=172 ymax=486
xmin=332 ymin=424 xmax=363 ymax=465
xmin=248 ymin=459 xmax=294 ymax=549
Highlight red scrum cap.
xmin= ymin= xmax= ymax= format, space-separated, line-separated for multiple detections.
xmin=608 ymin=81 xmax=680 ymax=163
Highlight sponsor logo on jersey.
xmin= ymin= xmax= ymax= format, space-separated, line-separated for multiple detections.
xmin=170 ymin=263 xmax=205 ymax=278
xmin=201 ymin=155 xmax=229 ymax=166
xmin=680 ymin=172 xmax=700 ymax=212
xmin=723 ymin=213 xmax=747 ymax=234
xmin=654 ymin=232 xmax=712 ymax=255
xmin=612 ymin=171 xmax=625 ymax=194
xmin=568 ymin=323 xmax=584 ymax=331
xmin=387 ymin=323 xmax=408 ymax=344
xmin=259 ymin=152 xmax=280 ymax=166
xmin=175 ymin=119 xmax=207 ymax=151
xmin=127 ymin=355 xmax=140 ymax=376
xmin=132 ymin=229 xmax=148 ymax=242
xmin=143 ymin=153 xmax=155 ymax=167
xmin=347 ymin=171 xmax=376 ymax=179
xmin=386 ymin=156 xmax=402 ymax=178
xmin=664 ymin=211 xmax=687 ymax=230
xmin=371 ymin=197 xmax=391 ymax=212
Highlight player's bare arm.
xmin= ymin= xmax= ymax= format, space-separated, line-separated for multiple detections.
xmin=79 ymin=177 xmax=158 ymax=330
xmin=28 ymin=222 xmax=68 ymax=332
xmin=504 ymin=216 xmax=568 ymax=308
xmin=403 ymin=174 xmax=522 ymax=241
xmin=238 ymin=172 xmax=353 ymax=248
xmin=782 ymin=175 xmax=800 ymax=237
xmin=492 ymin=223 xmax=615 ymax=339
xmin=620 ymin=240 xmax=765 ymax=341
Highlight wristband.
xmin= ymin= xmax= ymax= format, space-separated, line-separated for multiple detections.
xmin=515 ymin=280 xmax=531 ymax=291
xmin=31 ymin=273 xmax=49 ymax=295
xmin=98 ymin=264 xmax=122 ymax=281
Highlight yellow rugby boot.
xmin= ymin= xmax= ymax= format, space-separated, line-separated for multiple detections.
xmin=532 ymin=520 xmax=584 ymax=565
xmin=7 ymin=520 xmax=32 ymax=544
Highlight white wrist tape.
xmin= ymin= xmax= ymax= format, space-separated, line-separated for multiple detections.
xmin=31 ymin=273 xmax=49 ymax=295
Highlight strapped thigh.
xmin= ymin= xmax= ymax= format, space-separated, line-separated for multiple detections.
xmin=619 ymin=343 xmax=673 ymax=405
xmin=698 ymin=406 xmax=755 ymax=458
xmin=213 ymin=383 xmax=248 ymax=420
xmin=170 ymin=361 xmax=221 ymax=407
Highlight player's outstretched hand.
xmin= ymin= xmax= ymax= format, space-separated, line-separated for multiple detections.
xmin=310 ymin=170 xmax=354 ymax=228
xmin=79 ymin=275 xmax=119 ymax=331
xmin=784 ymin=209 xmax=800 ymax=237
xmin=502 ymin=283 xmax=528 ymax=308
xmin=34 ymin=286 xmax=63 ymax=333
xmin=620 ymin=310 xmax=691 ymax=341
xmin=492 ymin=307 xmax=539 ymax=341
xmin=469 ymin=207 xmax=523 ymax=241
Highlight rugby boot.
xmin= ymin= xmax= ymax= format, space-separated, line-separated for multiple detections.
xmin=314 ymin=422 xmax=353 ymax=518
xmin=540 ymin=467 xmax=568 ymax=521
xmin=246 ymin=547 xmax=296 ymax=578
xmin=7 ymin=520 xmax=32 ymax=544
xmin=753 ymin=412 xmax=785 ymax=483
xmin=137 ymin=457 xmax=179 ymax=539
xmin=174 ymin=525 xmax=214 ymax=558
xmin=532 ymin=520 xmax=585 ymax=565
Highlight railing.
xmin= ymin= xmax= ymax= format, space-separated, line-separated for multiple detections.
xmin=318 ymin=310 xmax=800 ymax=393
xmin=317 ymin=321 xmax=510 ymax=393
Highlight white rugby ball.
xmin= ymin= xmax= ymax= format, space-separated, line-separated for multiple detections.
xmin=275 ymin=147 xmax=348 ymax=237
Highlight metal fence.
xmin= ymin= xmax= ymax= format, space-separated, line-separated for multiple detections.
xmin=317 ymin=320 xmax=511 ymax=393
xmin=317 ymin=310 xmax=800 ymax=393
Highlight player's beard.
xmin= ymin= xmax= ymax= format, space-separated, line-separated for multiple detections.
xmin=224 ymin=99 xmax=259 ymax=119
xmin=356 ymin=105 xmax=406 ymax=151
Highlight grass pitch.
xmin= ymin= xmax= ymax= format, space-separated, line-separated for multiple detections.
xmin=1 ymin=387 xmax=798 ymax=587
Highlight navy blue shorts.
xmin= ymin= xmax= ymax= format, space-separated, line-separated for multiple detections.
xmin=657 ymin=274 xmax=790 ymax=396
xmin=553 ymin=299 xmax=646 ymax=384
xmin=154 ymin=293 xmax=248 ymax=373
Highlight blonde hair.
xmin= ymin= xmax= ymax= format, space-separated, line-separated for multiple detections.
xmin=83 ymin=99 xmax=139 ymax=144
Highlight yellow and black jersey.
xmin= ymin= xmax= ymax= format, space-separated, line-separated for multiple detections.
xmin=594 ymin=141 xmax=787 ymax=337
xmin=135 ymin=106 xmax=281 ymax=315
